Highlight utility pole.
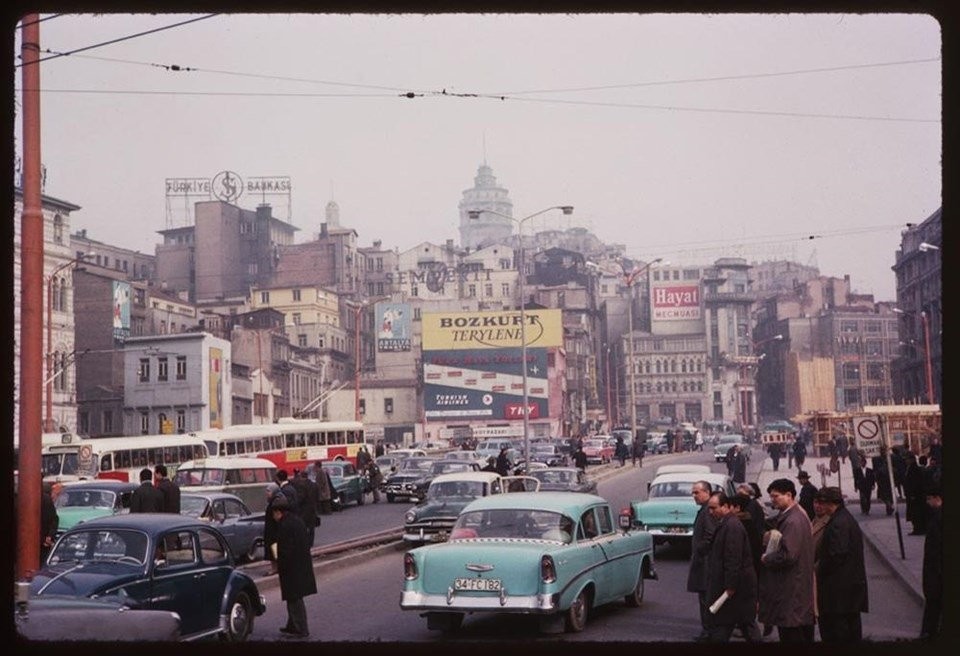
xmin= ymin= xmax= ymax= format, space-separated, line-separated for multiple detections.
xmin=17 ymin=13 xmax=44 ymax=581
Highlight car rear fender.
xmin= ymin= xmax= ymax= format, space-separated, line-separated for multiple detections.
xmin=223 ymin=571 xmax=266 ymax=616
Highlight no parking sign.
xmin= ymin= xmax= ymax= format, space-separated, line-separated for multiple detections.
xmin=852 ymin=415 xmax=882 ymax=457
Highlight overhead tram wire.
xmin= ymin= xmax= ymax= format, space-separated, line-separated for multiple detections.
xmin=16 ymin=14 xmax=221 ymax=67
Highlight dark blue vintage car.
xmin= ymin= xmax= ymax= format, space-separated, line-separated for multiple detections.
xmin=180 ymin=492 xmax=266 ymax=563
xmin=30 ymin=514 xmax=266 ymax=641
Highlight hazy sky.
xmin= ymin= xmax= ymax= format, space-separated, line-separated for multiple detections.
xmin=12 ymin=12 xmax=941 ymax=300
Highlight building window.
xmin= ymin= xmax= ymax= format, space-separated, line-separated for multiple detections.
xmin=485 ymin=284 xmax=493 ymax=297
xmin=502 ymin=283 xmax=510 ymax=296
xmin=254 ymin=393 xmax=268 ymax=418
xmin=53 ymin=214 xmax=64 ymax=244
xmin=865 ymin=340 xmax=883 ymax=357
xmin=843 ymin=388 xmax=861 ymax=407
xmin=176 ymin=409 xmax=186 ymax=432
xmin=292 ymin=289 xmax=301 ymax=301
xmin=159 ymin=319 xmax=167 ymax=334
xmin=176 ymin=356 xmax=187 ymax=380
xmin=292 ymin=312 xmax=301 ymax=325
xmin=376 ymin=282 xmax=385 ymax=295
xmin=78 ymin=411 xmax=89 ymax=434
xmin=260 ymin=291 xmax=270 ymax=304
xmin=384 ymin=398 xmax=393 ymax=414
xmin=867 ymin=363 xmax=885 ymax=381
xmin=683 ymin=269 xmax=699 ymax=280
xmin=318 ymin=336 xmax=325 ymax=348
xmin=138 ymin=358 xmax=150 ymax=382
xmin=359 ymin=399 xmax=366 ymax=416
xmin=298 ymin=334 xmax=307 ymax=347
xmin=102 ymin=410 xmax=113 ymax=434
xmin=411 ymin=285 xmax=419 ymax=297
xmin=140 ymin=411 xmax=150 ymax=435
xmin=467 ymin=284 xmax=476 ymax=297
xmin=413 ymin=307 xmax=421 ymax=321
xmin=157 ymin=357 xmax=169 ymax=382
xmin=841 ymin=320 xmax=859 ymax=333
xmin=842 ymin=362 xmax=860 ymax=382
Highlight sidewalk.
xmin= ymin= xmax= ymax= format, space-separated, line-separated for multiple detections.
xmin=754 ymin=452 xmax=925 ymax=606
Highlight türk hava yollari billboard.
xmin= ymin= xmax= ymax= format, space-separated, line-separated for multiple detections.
xmin=421 ymin=309 xmax=562 ymax=421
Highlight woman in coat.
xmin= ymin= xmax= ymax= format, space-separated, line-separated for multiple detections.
xmin=704 ymin=492 xmax=759 ymax=642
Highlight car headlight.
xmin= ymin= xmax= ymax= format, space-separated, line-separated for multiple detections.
xmin=405 ymin=509 xmax=417 ymax=523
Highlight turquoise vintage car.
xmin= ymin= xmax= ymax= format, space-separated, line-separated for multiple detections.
xmin=321 ymin=461 xmax=370 ymax=507
xmin=629 ymin=470 xmax=735 ymax=550
xmin=400 ymin=491 xmax=657 ymax=634
xmin=54 ymin=480 xmax=139 ymax=537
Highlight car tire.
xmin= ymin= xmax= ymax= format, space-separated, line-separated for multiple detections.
xmin=246 ymin=538 xmax=265 ymax=563
xmin=625 ymin=568 xmax=645 ymax=607
xmin=564 ymin=589 xmax=590 ymax=633
xmin=221 ymin=591 xmax=253 ymax=642
xmin=387 ymin=493 xmax=395 ymax=503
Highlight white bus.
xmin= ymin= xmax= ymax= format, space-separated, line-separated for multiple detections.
xmin=190 ymin=419 xmax=366 ymax=472
xmin=173 ymin=456 xmax=278 ymax=512
xmin=42 ymin=434 xmax=209 ymax=484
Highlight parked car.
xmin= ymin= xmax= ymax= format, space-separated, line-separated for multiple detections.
xmin=526 ymin=467 xmax=597 ymax=494
xmin=653 ymin=464 xmax=712 ymax=477
xmin=644 ymin=432 xmax=670 ymax=455
xmin=383 ymin=457 xmax=439 ymax=503
xmin=610 ymin=428 xmax=633 ymax=448
xmin=375 ymin=453 xmax=405 ymax=474
xmin=31 ymin=513 xmax=266 ymax=640
xmin=442 ymin=450 xmax=486 ymax=468
xmin=53 ymin=480 xmax=139 ymax=536
xmin=400 ymin=459 xmax=485 ymax=503
xmin=628 ymin=471 xmax=736 ymax=551
xmin=401 ymin=492 xmax=657 ymax=633
xmin=179 ymin=492 xmax=265 ymax=563
xmin=391 ymin=448 xmax=428 ymax=459
xmin=713 ymin=434 xmax=753 ymax=463
xmin=581 ymin=437 xmax=614 ymax=464
xmin=403 ymin=471 xmax=510 ymax=544
xmin=528 ymin=443 xmax=568 ymax=467
xmin=15 ymin=593 xmax=182 ymax=641
xmin=761 ymin=420 xmax=797 ymax=434
xmin=475 ymin=439 xmax=516 ymax=463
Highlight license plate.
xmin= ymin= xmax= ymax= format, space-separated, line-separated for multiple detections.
xmin=454 ymin=577 xmax=502 ymax=592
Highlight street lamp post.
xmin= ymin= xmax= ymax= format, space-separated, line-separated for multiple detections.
xmin=920 ymin=310 xmax=935 ymax=404
xmin=45 ymin=252 xmax=93 ymax=432
xmin=622 ymin=259 xmax=663 ymax=449
xmin=604 ymin=345 xmax=612 ymax=431
xmin=468 ymin=205 xmax=573 ymax=469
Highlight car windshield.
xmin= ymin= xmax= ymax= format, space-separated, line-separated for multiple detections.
xmin=55 ymin=489 xmax=116 ymax=509
xmin=399 ymin=459 xmax=434 ymax=473
xmin=584 ymin=440 xmax=605 ymax=448
xmin=718 ymin=436 xmax=743 ymax=445
xmin=430 ymin=461 xmax=471 ymax=475
xmin=532 ymin=445 xmax=556 ymax=454
xmin=179 ymin=496 xmax=209 ymax=516
xmin=451 ymin=509 xmax=574 ymax=542
xmin=428 ymin=480 xmax=484 ymax=499
xmin=375 ymin=456 xmax=396 ymax=467
xmin=324 ymin=465 xmax=345 ymax=478
xmin=531 ymin=470 xmax=576 ymax=485
xmin=48 ymin=529 xmax=148 ymax=565
xmin=649 ymin=480 xmax=696 ymax=498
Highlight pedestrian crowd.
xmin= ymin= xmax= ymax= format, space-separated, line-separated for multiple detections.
xmin=689 ymin=431 xmax=943 ymax=643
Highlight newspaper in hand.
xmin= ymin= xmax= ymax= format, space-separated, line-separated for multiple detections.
xmin=270 ymin=542 xmax=278 ymax=560
xmin=764 ymin=528 xmax=782 ymax=556
xmin=708 ymin=591 xmax=730 ymax=614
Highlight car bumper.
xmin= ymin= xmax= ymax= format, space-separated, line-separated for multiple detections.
xmin=401 ymin=590 xmax=559 ymax=613
xmin=645 ymin=527 xmax=693 ymax=542
xmin=402 ymin=529 xmax=451 ymax=544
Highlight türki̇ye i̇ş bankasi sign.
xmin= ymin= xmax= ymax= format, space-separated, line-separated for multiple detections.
xmin=421 ymin=309 xmax=562 ymax=421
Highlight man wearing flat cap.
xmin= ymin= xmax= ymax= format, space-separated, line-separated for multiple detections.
xmin=796 ymin=471 xmax=817 ymax=521
xmin=814 ymin=487 xmax=867 ymax=642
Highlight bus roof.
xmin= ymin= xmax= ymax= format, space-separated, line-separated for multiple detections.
xmin=178 ymin=456 xmax=276 ymax=469
xmin=76 ymin=434 xmax=208 ymax=449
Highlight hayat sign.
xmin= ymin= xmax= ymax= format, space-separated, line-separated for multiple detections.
xmin=652 ymin=284 xmax=702 ymax=321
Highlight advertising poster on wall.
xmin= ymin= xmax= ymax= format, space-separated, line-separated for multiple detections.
xmin=376 ymin=302 xmax=411 ymax=352
xmin=209 ymin=347 xmax=223 ymax=429
xmin=422 ymin=309 xmax=562 ymax=421
xmin=111 ymin=280 xmax=131 ymax=344
xmin=651 ymin=284 xmax=702 ymax=321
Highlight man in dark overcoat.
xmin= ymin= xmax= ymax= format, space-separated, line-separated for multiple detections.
xmin=153 ymin=464 xmax=180 ymax=513
xmin=130 ymin=467 xmax=164 ymax=513
xmin=729 ymin=445 xmax=747 ymax=483
xmin=291 ymin=469 xmax=320 ymax=546
xmin=758 ymin=478 xmax=816 ymax=643
xmin=796 ymin=470 xmax=817 ymax=521
xmin=704 ymin=491 xmax=759 ymax=642
xmin=687 ymin=480 xmax=717 ymax=642
xmin=814 ymin=487 xmax=868 ymax=642
xmin=272 ymin=494 xmax=317 ymax=638
xmin=904 ymin=451 xmax=927 ymax=535
xmin=920 ymin=484 xmax=942 ymax=640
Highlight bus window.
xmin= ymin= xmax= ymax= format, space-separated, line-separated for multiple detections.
xmin=100 ymin=454 xmax=113 ymax=471
xmin=306 ymin=432 xmax=318 ymax=446
xmin=206 ymin=469 xmax=224 ymax=485
xmin=204 ymin=440 xmax=217 ymax=456
xmin=194 ymin=445 xmax=205 ymax=460
xmin=149 ymin=447 xmax=164 ymax=466
xmin=240 ymin=468 xmax=256 ymax=484
xmin=295 ymin=432 xmax=306 ymax=447
xmin=164 ymin=446 xmax=178 ymax=464
xmin=226 ymin=469 xmax=242 ymax=485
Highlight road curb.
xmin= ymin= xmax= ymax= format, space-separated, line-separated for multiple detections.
xmin=252 ymin=540 xmax=407 ymax=593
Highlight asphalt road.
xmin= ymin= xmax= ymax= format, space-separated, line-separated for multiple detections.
xmin=251 ymin=450 xmax=921 ymax=642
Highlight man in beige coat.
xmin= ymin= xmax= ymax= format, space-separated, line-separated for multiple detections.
xmin=758 ymin=478 xmax=816 ymax=643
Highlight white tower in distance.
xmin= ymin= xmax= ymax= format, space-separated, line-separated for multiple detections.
xmin=458 ymin=161 xmax=514 ymax=251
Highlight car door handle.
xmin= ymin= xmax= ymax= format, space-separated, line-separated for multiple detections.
xmin=194 ymin=573 xmax=206 ymax=581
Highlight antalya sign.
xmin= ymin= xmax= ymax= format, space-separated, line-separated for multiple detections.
xmin=165 ymin=171 xmax=292 ymax=205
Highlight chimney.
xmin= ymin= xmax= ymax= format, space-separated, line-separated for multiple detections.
xmin=320 ymin=223 xmax=328 ymax=237
xmin=373 ymin=239 xmax=382 ymax=249
xmin=256 ymin=204 xmax=272 ymax=221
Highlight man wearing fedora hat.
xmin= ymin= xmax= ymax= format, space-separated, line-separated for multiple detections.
xmin=813 ymin=487 xmax=868 ymax=642
xmin=796 ymin=471 xmax=817 ymax=521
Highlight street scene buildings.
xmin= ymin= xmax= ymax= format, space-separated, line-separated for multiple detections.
xmin=12 ymin=166 xmax=942 ymax=446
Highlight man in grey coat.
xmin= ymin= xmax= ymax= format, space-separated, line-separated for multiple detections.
xmin=687 ymin=480 xmax=717 ymax=642
xmin=814 ymin=486 xmax=868 ymax=642
xmin=758 ymin=478 xmax=816 ymax=643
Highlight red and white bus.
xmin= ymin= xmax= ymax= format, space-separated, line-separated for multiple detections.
xmin=190 ymin=419 xmax=366 ymax=471
xmin=42 ymin=433 xmax=209 ymax=484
